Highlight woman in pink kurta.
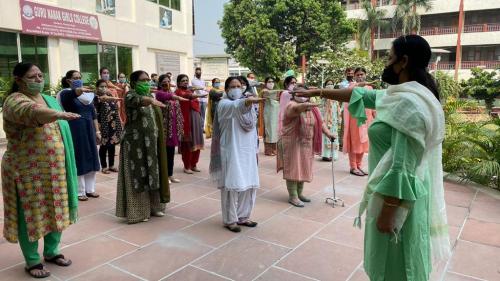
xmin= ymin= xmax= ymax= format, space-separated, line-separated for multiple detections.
xmin=343 ymin=68 xmax=376 ymax=176
xmin=277 ymin=95 xmax=335 ymax=207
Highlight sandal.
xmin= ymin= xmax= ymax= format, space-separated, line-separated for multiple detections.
xmin=25 ymin=263 xmax=51 ymax=279
xmin=298 ymin=195 xmax=311 ymax=203
xmin=169 ymin=177 xmax=181 ymax=183
xmin=358 ymin=168 xmax=368 ymax=176
xmin=184 ymin=169 xmax=194 ymax=174
xmin=78 ymin=196 xmax=88 ymax=201
xmin=288 ymin=199 xmax=305 ymax=207
xmin=101 ymin=168 xmax=110 ymax=174
xmin=322 ymin=157 xmax=333 ymax=162
xmin=224 ymin=224 xmax=241 ymax=233
xmin=108 ymin=167 xmax=118 ymax=172
xmin=237 ymin=220 xmax=258 ymax=227
xmin=191 ymin=167 xmax=201 ymax=172
xmin=44 ymin=254 xmax=72 ymax=267
xmin=350 ymin=169 xmax=365 ymax=177
xmin=86 ymin=192 xmax=100 ymax=198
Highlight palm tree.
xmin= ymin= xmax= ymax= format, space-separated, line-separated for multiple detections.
xmin=393 ymin=0 xmax=433 ymax=35
xmin=358 ymin=0 xmax=388 ymax=60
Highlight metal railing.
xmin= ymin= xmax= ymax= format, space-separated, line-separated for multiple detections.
xmin=429 ymin=61 xmax=500 ymax=70
xmin=378 ymin=22 xmax=500 ymax=38
xmin=464 ymin=23 xmax=500 ymax=33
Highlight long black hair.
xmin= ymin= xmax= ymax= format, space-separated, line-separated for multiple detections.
xmin=9 ymin=62 xmax=36 ymax=94
xmin=176 ymin=74 xmax=189 ymax=87
xmin=392 ymin=35 xmax=440 ymax=101
xmin=61 ymin=70 xmax=79 ymax=88
xmin=129 ymin=70 xmax=149 ymax=89
xmin=158 ymin=74 xmax=170 ymax=90
xmin=323 ymin=79 xmax=334 ymax=88
xmin=283 ymin=76 xmax=296 ymax=89
xmin=237 ymin=75 xmax=251 ymax=95
xmin=224 ymin=76 xmax=248 ymax=92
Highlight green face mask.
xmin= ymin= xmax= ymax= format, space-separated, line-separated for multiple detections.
xmin=135 ymin=81 xmax=151 ymax=96
xmin=23 ymin=79 xmax=44 ymax=96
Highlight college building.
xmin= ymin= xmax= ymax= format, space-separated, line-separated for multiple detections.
xmin=0 ymin=0 xmax=195 ymax=87
xmin=342 ymin=0 xmax=500 ymax=79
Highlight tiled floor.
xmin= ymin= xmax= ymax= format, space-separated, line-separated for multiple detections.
xmin=0 ymin=143 xmax=499 ymax=281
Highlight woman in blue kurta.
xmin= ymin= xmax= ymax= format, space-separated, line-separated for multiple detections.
xmin=295 ymin=35 xmax=450 ymax=281
xmin=60 ymin=71 xmax=101 ymax=201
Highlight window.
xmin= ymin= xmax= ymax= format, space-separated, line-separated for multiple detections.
xmin=0 ymin=31 xmax=19 ymax=91
xmin=20 ymin=34 xmax=50 ymax=86
xmin=96 ymin=0 xmax=116 ymax=16
xmin=99 ymin=44 xmax=117 ymax=80
xmin=118 ymin=46 xmax=133 ymax=77
xmin=78 ymin=41 xmax=99 ymax=84
xmin=148 ymin=0 xmax=181 ymax=11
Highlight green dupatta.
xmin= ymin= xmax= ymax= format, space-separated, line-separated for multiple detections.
xmin=42 ymin=94 xmax=79 ymax=223
xmin=153 ymin=105 xmax=171 ymax=203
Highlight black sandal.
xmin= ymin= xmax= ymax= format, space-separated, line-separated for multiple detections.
xmin=350 ymin=169 xmax=365 ymax=177
xmin=237 ymin=220 xmax=258 ymax=227
xmin=44 ymin=254 xmax=72 ymax=267
xmin=224 ymin=224 xmax=241 ymax=233
xmin=358 ymin=168 xmax=368 ymax=176
xmin=25 ymin=263 xmax=51 ymax=278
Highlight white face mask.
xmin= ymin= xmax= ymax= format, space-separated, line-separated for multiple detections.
xmin=294 ymin=96 xmax=308 ymax=103
xmin=227 ymin=88 xmax=243 ymax=100
xmin=77 ymin=92 xmax=95 ymax=105
xmin=288 ymin=85 xmax=295 ymax=92
xmin=326 ymin=84 xmax=334 ymax=89
xmin=266 ymin=83 xmax=274 ymax=90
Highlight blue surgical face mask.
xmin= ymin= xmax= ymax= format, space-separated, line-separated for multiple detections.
xmin=71 ymin=79 xmax=83 ymax=89
xmin=213 ymin=82 xmax=221 ymax=88
xmin=227 ymin=88 xmax=242 ymax=100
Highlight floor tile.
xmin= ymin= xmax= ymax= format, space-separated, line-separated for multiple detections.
xmin=70 ymin=264 xmax=140 ymax=281
xmin=180 ymin=215 xmax=240 ymax=247
xmin=446 ymin=204 xmax=469 ymax=227
xmin=163 ymin=266 xmax=228 ymax=281
xmin=170 ymin=184 xmax=215 ymax=204
xmin=461 ymin=218 xmax=500 ymax=247
xmin=0 ymin=264 xmax=47 ymax=281
xmin=469 ymin=196 xmax=500 ymax=223
xmin=278 ymin=238 xmax=362 ymax=281
xmin=247 ymin=214 xmax=323 ymax=248
xmin=251 ymin=198 xmax=291 ymax=223
xmin=284 ymin=192 xmax=352 ymax=224
xmin=112 ymin=234 xmax=211 ymax=280
xmin=348 ymin=269 xmax=369 ymax=281
xmin=109 ymin=215 xmax=192 ymax=246
xmin=256 ymin=266 xmax=316 ymax=281
xmin=47 ymin=235 xmax=137 ymax=280
xmin=315 ymin=216 xmax=364 ymax=250
xmin=445 ymin=271 xmax=485 ymax=281
xmin=449 ymin=240 xmax=500 ymax=281
xmin=445 ymin=190 xmax=474 ymax=208
xmin=195 ymin=236 xmax=289 ymax=281
xmin=77 ymin=197 xmax=115 ymax=218
xmin=168 ymin=197 xmax=221 ymax=222
xmin=62 ymin=213 xmax=124 ymax=245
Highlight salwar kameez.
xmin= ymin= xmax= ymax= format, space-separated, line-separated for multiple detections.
xmin=350 ymin=83 xmax=450 ymax=281
xmin=210 ymin=98 xmax=259 ymax=225
xmin=116 ymin=90 xmax=170 ymax=224
xmin=2 ymin=93 xmax=78 ymax=266
xmin=177 ymin=88 xmax=204 ymax=170
xmin=263 ymin=90 xmax=280 ymax=155
xmin=321 ymin=99 xmax=341 ymax=160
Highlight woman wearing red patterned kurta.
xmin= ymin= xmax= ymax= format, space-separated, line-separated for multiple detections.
xmin=1 ymin=63 xmax=80 ymax=278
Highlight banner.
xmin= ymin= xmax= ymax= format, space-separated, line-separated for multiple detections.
xmin=20 ymin=0 xmax=102 ymax=41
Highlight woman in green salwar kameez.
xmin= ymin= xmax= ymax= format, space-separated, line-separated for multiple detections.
xmin=295 ymin=35 xmax=450 ymax=281
xmin=116 ymin=70 xmax=170 ymax=224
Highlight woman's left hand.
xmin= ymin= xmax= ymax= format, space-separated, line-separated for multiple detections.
xmin=376 ymin=206 xmax=397 ymax=234
xmin=96 ymin=131 xmax=102 ymax=143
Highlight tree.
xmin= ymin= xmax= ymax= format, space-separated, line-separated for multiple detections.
xmin=435 ymin=71 xmax=462 ymax=103
xmin=393 ymin=0 xmax=433 ymax=35
xmin=357 ymin=0 xmax=388 ymax=60
xmin=462 ymin=67 xmax=500 ymax=114
xmin=219 ymin=0 xmax=356 ymax=77
xmin=307 ymin=47 xmax=385 ymax=87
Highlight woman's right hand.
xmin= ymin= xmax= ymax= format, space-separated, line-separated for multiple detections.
xmin=292 ymin=88 xmax=317 ymax=98
xmin=150 ymin=99 xmax=166 ymax=108
xmin=57 ymin=112 xmax=80 ymax=120
xmin=75 ymin=87 xmax=93 ymax=96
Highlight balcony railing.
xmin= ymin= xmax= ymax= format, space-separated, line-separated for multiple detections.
xmin=429 ymin=61 xmax=500 ymax=70
xmin=464 ymin=23 xmax=500 ymax=33
xmin=378 ymin=23 xmax=500 ymax=39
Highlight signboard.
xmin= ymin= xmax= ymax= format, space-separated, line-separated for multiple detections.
xmin=20 ymin=0 xmax=102 ymax=41
xmin=159 ymin=7 xmax=172 ymax=30
xmin=156 ymin=52 xmax=180 ymax=78
xmin=201 ymin=57 xmax=229 ymax=81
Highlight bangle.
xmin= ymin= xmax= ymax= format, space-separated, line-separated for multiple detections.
xmin=383 ymin=201 xmax=400 ymax=208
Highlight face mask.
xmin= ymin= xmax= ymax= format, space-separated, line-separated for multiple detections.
xmin=381 ymin=63 xmax=401 ymax=85
xmin=241 ymin=86 xmax=247 ymax=93
xmin=23 ymin=79 xmax=44 ymax=96
xmin=213 ymin=83 xmax=220 ymax=88
xmin=71 ymin=79 xmax=83 ymax=89
xmin=119 ymin=78 xmax=126 ymax=83
xmin=101 ymin=74 xmax=110 ymax=81
xmin=287 ymin=85 xmax=295 ymax=92
xmin=195 ymin=73 xmax=201 ymax=78
xmin=227 ymin=88 xmax=242 ymax=100
xmin=149 ymin=80 xmax=157 ymax=87
xmin=266 ymin=83 xmax=274 ymax=90
xmin=347 ymin=76 xmax=354 ymax=82
xmin=77 ymin=92 xmax=95 ymax=105
xmin=135 ymin=81 xmax=151 ymax=95
xmin=294 ymin=96 xmax=308 ymax=103
xmin=325 ymin=84 xmax=334 ymax=89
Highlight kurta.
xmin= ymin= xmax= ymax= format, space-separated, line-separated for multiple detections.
xmin=176 ymin=88 xmax=204 ymax=151
xmin=278 ymin=90 xmax=292 ymax=134
xmin=263 ymin=90 xmax=280 ymax=143
xmin=2 ymin=93 xmax=77 ymax=243
xmin=60 ymin=89 xmax=100 ymax=176
xmin=115 ymin=82 xmax=128 ymax=124
xmin=116 ymin=90 xmax=170 ymax=223
xmin=350 ymin=86 xmax=439 ymax=281
xmin=95 ymin=93 xmax=123 ymax=145
xmin=342 ymin=85 xmax=375 ymax=154
xmin=213 ymin=99 xmax=259 ymax=191
xmin=156 ymin=90 xmax=183 ymax=147
xmin=277 ymin=103 xmax=317 ymax=182
xmin=321 ymin=99 xmax=341 ymax=160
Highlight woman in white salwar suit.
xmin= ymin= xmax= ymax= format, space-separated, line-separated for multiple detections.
xmin=209 ymin=77 xmax=264 ymax=232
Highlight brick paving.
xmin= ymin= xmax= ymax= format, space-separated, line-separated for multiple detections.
xmin=0 ymin=142 xmax=499 ymax=281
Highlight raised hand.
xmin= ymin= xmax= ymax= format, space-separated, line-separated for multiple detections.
xmin=292 ymin=88 xmax=317 ymax=97
xmin=173 ymin=95 xmax=189 ymax=102
xmin=75 ymin=86 xmax=93 ymax=96
xmin=57 ymin=112 xmax=80 ymax=121
xmin=247 ymin=97 xmax=265 ymax=103
xmin=151 ymin=99 xmax=166 ymax=108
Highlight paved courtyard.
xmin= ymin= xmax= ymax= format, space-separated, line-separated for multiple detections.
xmin=0 ymin=142 xmax=499 ymax=281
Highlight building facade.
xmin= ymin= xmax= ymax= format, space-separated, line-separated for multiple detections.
xmin=342 ymin=0 xmax=500 ymax=79
xmin=0 ymin=0 xmax=194 ymax=87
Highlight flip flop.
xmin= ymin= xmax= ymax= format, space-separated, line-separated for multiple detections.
xmin=237 ymin=220 xmax=258 ymax=227
xmin=25 ymin=263 xmax=50 ymax=279
xmin=224 ymin=224 xmax=241 ymax=233
xmin=350 ymin=169 xmax=365 ymax=177
xmin=358 ymin=168 xmax=368 ymax=176
xmin=44 ymin=254 xmax=72 ymax=267
xmin=288 ymin=199 xmax=305 ymax=207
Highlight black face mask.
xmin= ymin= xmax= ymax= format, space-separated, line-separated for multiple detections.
xmin=347 ymin=76 xmax=354 ymax=82
xmin=381 ymin=63 xmax=401 ymax=85
xmin=195 ymin=73 xmax=201 ymax=78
